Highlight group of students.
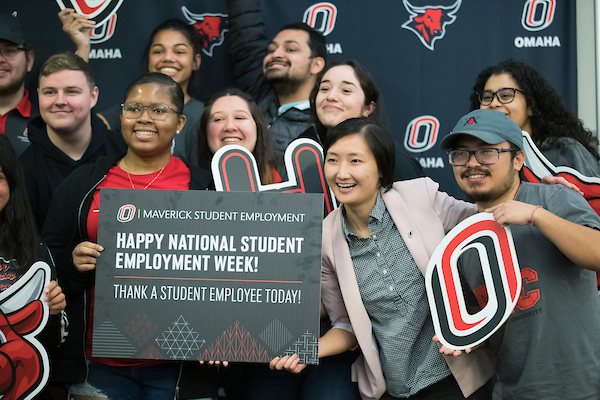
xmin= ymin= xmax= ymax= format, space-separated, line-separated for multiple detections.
xmin=2 ymin=4 xmax=600 ymax=400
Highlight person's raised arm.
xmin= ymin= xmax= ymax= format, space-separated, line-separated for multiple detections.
xmin=225 ymin=0 xmax=272 ymax=103
xmin=58 ymin=8 xmax=95 ymax=62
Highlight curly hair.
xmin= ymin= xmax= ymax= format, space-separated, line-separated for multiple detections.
xmin=470 ymin=59 xmax=600 ymax=161
xmin=198 ymin=88 xmax=276 ymax=184
xmin=0 ymin=135 xmax=37 ymax=276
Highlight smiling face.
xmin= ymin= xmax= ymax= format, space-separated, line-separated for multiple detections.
xmin=0 ymin=39 xmax=33 ymax=97
xmin=148 ymin=29 xmax=200 ymax=94
xmin=206 ymin=95 xmax=257 ymax=154
xmin=262 ymin=29 xmax=314 ymax=85
xmin=120 ymin=83 xmax=186 ymax=159
xmin=480 ymin=73 xmax=532 ymax=134
xmin=38 ymin=69 xmax=98 ymax=136
xmin=451 ymin=135 xmax=524 ymax=208
xmin=316 ymin=65 xmax=375 ymax=130
xmin=325 ymin=133 xmax=381 ymax=215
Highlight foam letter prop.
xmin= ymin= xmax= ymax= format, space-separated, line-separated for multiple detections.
xmin=426 ymin=213 xmax=521 ymax=350
xmin=521 ymin=131 xmax=600 ymax=286
xmin=212 ymin=139 xmax=336 ymax=215
xmin=0 ymin=262 xmax=50 ymax=400
xmin=521 ymin=131 xmax=600 ymax=212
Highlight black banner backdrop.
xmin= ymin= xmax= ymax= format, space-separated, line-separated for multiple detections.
xmin=92 ymin=189 xmax=322 ymax=363
xmin=2 ymin=0 xmax=575 ymax=198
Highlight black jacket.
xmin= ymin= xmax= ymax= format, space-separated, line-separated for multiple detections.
xmin=41 ymin=154 xmax=212 ymax=384
xmin=20 ymin=113 xmax=127 ymax=231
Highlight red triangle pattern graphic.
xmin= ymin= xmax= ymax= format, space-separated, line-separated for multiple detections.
xmin=199 ymin=320 xmax=271 ymax=362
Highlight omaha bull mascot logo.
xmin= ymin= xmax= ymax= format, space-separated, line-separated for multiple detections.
xmin=0 ymin=262 xmax=50 ymax=400
xmin=402 ymin=0 xmax=461 ymax=50
xmin=181 ymin=6 xmax=228 ymax=56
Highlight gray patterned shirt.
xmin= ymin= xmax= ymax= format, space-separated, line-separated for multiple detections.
xmin=342 ymin=193 xmax=450 ymax=397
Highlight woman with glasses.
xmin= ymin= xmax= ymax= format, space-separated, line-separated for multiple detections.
xmin=470 ymin=59 xmax=600 ymax=177
xmin=42 ymin=73 xmax=212 ymax=400
xmin=60 ymin=10 xmax=204 ymax=166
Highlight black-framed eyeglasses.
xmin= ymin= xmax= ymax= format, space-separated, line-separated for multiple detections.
xmin=0 ymin=46 xmax=26 ymax=60
xmin=448 ymin=148 xmax=519 ymax=166
xmin=121 ymin=103 xmax=177 ymax=120
xmin=477 ymin=88 xmax=525 ymax=106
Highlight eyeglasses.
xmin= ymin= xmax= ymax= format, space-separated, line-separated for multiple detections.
xmin=121 ymin=103 xmax=177 ymax=120
xmin=448 ymin=148 xmax=518 ymax=166
xmin=0 ymin=46 xmax=26 ymax=60
xmin=477 ymin=88 xmax=525 ymax=106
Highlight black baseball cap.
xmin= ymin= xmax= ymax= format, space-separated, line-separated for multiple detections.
xmin=0 ymin=13 xmax=26 ymax=45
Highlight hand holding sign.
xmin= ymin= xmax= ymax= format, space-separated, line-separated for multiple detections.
xmin=73 ymin=241 xmax=104 ymax=272
xmin=432 ymin=334 xmax=480 ymax=356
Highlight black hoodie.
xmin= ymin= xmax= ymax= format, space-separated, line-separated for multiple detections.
xmin=19 ymin=113 xmax=127 ymax=231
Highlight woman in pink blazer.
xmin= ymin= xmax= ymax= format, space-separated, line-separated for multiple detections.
xmin=272 ymin=118 xmax=494 ymax=400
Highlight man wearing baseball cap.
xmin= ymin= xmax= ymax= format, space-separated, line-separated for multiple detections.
xmin=439 ymin=109 xmax=600 ymax=399
xmin=0 ymin=12 xmax=34 ymax=155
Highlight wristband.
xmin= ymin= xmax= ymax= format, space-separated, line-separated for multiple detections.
xmin=530 ymin=205 xmax=542 ymax=227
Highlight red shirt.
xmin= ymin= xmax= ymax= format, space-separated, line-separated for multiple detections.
xmin=0 ymin=90 xmax=31 ymax=134
xmin=86 ymin=156 xmax=191 ymax=366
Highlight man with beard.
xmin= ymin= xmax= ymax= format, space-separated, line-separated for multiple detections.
xmin=439 ymin=109 xmax=600 ymax=399
xmin=0 ymin=13 xmax=34 ymax=156
xmin=227 ymin=0 xmax=326 ymax=161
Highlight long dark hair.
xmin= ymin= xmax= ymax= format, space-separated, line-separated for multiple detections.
xmin=0 ymin=135 xmax=37 ymax=275
xmin=470 ymin=59 xmax=600 ymax=161
xmin=310 ymin=60 xmax=380 ymax=141
xmin=198 ymin=88 xmax=276 ymax=184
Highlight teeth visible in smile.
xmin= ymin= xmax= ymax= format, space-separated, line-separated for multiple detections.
xmin=160 ymin=67 xmax=177 ymax=73
xmin=136 ymin=131 xmax=155 ymax=136
xmin=338 ymin=183 xmax=355 ymax=188
xmin=469 ymin=175 xmax=486 ymax=179
xmin=223 ymin=138 xmax=241 ymax=142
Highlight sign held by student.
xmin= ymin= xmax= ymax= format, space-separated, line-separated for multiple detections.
xmin=93 ymin=190 xmax=322 ymax=364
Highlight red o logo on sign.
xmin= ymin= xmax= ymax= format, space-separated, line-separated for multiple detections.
xmin=404 ymin=115 xmax=439 ymax=153
xmin=426 ymin=213 xmax=521 ymax=350
xmin=303 ymin=2 xmax=337 ymax=36
xmin=117 ymin=204 xmax=136 ymax=223
xmin=521 ymin=0 xmax=555 ymax=32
